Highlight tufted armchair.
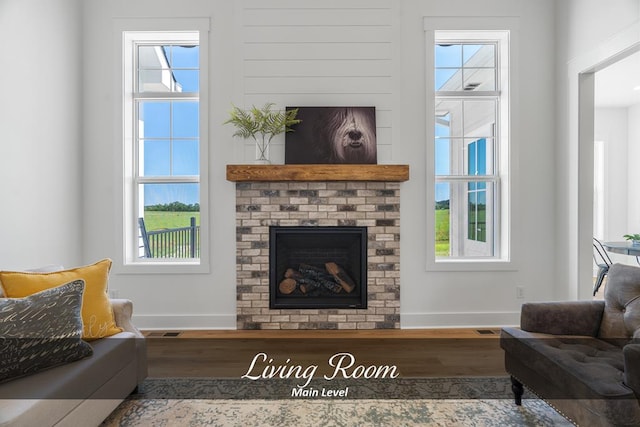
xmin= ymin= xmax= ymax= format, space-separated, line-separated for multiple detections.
xmin=501 ymin=263 xmax=640 ymax=426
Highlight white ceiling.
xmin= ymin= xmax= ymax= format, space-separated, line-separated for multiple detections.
xmin=595 ymin=50 xmax=640 ymax=108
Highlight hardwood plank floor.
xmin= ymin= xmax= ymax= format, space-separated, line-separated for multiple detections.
xmin=144 ymin=328 xmax=507 ymax=378
xmin=143 ymin=281 xmax=604 ymax=379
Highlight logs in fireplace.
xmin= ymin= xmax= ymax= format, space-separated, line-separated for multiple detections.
xmin=269 ymin=226 xmax=367 ymax=309
xmin=279 ymin=262 xmax=356 ymax=296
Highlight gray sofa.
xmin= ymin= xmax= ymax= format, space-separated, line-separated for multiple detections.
xmin=501 ymin=263 xmax=640 ymax=426
xmin=0 ymin=299 xmax=147 ymax=427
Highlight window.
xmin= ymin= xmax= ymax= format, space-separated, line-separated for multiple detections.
xmin=135 ymin=40 xmax=200 ymax=262
xmin=430 ymin=28 xmax=511 ymax=266
xmin=118 ymin=20 xmax=209 ymax=270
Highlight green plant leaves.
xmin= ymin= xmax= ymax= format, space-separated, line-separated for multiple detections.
xmin=224 ymin=103 xmax=300 ymax=143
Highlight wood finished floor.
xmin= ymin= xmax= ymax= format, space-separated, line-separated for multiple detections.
xmin=144 ymin=328 xmax=507 ymax=378
xmin=144 ymin=278 xmax=608 ymax=379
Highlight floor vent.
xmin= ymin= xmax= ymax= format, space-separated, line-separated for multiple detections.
xmin=147 ymin=331 xmax=181 ymax=337
xmin=476 ymin=329 xmax=498 ymax=335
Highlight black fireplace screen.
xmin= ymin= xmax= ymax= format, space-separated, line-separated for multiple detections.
xmin=269 ymin=226 xmax=367 ymax=309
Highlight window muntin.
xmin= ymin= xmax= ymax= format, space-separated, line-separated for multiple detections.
xmin=435 ymin=43 xmax=496 ymax=91
xmin=137 ymin=101 xmax=200 ymax=177
xmin=434 ymin=35 xmax=506 ymax=261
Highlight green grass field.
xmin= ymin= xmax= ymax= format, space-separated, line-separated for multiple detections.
xmin=435 ymin=207 xmax=487 ymax=256
xmin=143 ymin=211 xmax=200 ymax=231
xmin=435 ymin=208 xmax=450 ymax=256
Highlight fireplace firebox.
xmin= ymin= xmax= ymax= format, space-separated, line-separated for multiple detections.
xmin=269 ymin=226 xmax=367 ymax=309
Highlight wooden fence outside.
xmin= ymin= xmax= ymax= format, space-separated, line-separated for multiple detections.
xmin=138 ymin=217 xmax=200 ymax=258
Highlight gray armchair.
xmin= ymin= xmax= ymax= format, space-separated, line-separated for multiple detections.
xmin=501 ymin=263 xmax=640 ymax=426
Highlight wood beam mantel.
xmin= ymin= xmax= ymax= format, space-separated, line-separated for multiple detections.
xmin=226 ymin=164 xmax=409 ymax=182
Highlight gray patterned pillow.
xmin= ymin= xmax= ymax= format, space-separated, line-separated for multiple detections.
xmin=0 ymin=280 xmax=93 ymax=383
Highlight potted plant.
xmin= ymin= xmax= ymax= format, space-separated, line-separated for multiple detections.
xmin=623 ymin=233 xmax=640 ymax=246
xmin=224 ymin=103 xmax=300 ymax=164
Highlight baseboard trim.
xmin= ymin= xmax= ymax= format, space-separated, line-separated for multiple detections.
xmin=401 ymin=311 xmax=519 ymax=329
xmin=133 ymin=312 xmax=520 ymax=330
xmin=132 ymin=314 xmax=236 ymax=330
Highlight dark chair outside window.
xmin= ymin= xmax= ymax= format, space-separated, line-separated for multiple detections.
xmin=138 ymin=217 xmax=152 ymax=258
xmin=593 ymin=237 xmax=612 ymax=296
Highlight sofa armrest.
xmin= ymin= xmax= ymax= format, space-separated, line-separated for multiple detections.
xmin=110 ymin=299 xmax=144 ymax=339
xmin=521 ymin=301 xmax=605 ymax=336
xmin=624 ymin=343 xmax=640 ymax=395
xmin=110 ymin=299 xmax=148 ymax=383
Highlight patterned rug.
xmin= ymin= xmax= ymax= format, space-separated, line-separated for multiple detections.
xmin=101 ymin=377 xmax=572 ymax=426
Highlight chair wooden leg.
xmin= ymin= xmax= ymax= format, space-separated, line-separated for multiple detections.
xmin=511 ymin=376 xmax=524 ymax=405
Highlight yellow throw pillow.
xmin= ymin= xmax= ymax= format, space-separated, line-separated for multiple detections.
xmin=0 ymin=259 xmax=123 ymax=340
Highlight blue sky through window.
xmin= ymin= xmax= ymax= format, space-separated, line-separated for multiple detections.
xmin=139 ymin=45 xmax=199 ymax=206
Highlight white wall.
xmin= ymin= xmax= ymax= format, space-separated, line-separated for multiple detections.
xmin=235 ymin=0 xmax=395 ymax=164
xmin=10 ymin=0 xmax=616 ymax=328
xmin=76 ymin=0 xmax=561 ymax=329
xmin=555 ymin=0 xmax=640 ymax=300
xmin=0 ymin=0 xmax=625 ymax=328
xmin=82 ymin=0 xmax=237 ymax=328
xmin=594 ymin=108 xmax=628 ymax=246
xmin=82 ymin=0 xmax=397 ymax=329
xmin=0 ymin=0 xmax=83 ymax=270
xmin=399 ymin=0 xmax=557 ymax=327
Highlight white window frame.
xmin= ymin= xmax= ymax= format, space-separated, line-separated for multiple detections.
xmin=425 ymin=17 xmax=519 ymax=272
xmin=114 ymin=18 xmax=210 ymax=274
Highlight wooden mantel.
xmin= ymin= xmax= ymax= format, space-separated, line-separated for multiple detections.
xmin=226 ymin=164 xmax=409 ymax=182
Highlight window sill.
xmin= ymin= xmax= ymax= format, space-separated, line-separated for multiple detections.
xmin=113 ymin=260 xmax=209 ymax=275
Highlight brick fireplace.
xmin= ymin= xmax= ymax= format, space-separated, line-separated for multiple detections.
xmin=227 ymin=164 xmax=409 ymax=330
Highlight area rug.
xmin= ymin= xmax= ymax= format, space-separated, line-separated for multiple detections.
xmin=101 ymin=377 xmax=572 ymax=426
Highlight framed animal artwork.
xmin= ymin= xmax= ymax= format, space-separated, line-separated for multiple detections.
xmin=284 ymin=107 xmax=377 ymax=164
